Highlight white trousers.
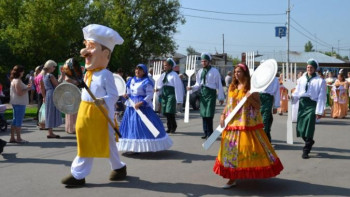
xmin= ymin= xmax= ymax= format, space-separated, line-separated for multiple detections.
xmin=71 ymin=126 xmax=126 ymax=180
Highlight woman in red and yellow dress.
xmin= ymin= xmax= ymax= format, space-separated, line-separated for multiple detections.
xmin=213 ymin=63 xmax=283 ymax=188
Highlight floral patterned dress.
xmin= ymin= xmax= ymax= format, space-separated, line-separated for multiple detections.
xmin=331 ymin=80 xmax=349 ymax=118
xmin=213 ymin=88 xmax=283 ymax=179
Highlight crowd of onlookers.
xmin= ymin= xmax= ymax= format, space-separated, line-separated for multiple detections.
xmin=0 ymin=60 xmax=73 ymax=151
xmin=278 ymin=70 xmax=350 ymax=119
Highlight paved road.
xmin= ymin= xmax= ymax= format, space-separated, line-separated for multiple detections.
xmin=1 ymin=105 xmax=349 ymax=197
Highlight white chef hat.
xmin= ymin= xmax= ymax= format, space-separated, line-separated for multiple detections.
xmin=201 ymin=52 xmax=212 ymax=61
xmin=307 ymin=58 xmax=319 ymax=70
xmin=166 ymin=58 xmax=176 ymax=67
xmin=83 ymin=24 xmax=124 ymax=51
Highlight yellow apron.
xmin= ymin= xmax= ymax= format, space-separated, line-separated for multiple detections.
xmin=76 ymin=101 xmax=109 ymax=158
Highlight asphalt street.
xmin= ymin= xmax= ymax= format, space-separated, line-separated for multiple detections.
xmin=0 ymin=105 xmax=349 ymax=197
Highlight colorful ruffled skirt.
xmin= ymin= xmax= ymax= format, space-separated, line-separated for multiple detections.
xmin=213 ymin=128 xmax=283 ymax=179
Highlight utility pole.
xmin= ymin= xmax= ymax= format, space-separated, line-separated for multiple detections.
xmin=314 ymin=34 xmax=317 ymax=51
xmin=222 ymin=34 xmax=227 ymax=64
xmin=287 ymin=0 xmax=290 ymax=70
xmin=338 ymin=40 xmax=340 ymax=55
xmin=222 ymin=34 xmax=225 ymax=54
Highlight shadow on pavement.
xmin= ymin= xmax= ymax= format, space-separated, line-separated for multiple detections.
xmin=4 ymin=141 xmax=77 ymax=149
xmin=272 ymin=140 xmax=303 ymax=145
xmin=274 ymin=143 xmax=350 ymax=155
xmin=312 ymin=152 xmax=350 ymax=160
xmin=315 ymin=119 xmax=350 ymax=125
xmin=84 ymin=176 xmax=350 ymax=197
xmin=121 ymin=150 xmax=216 ymax=163
xmin=0 ymin=153 xmax=72 ymax=166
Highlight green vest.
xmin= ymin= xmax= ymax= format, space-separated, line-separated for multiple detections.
xmin=161 ymin=86 xmax=176 ymax=114
xmin=200 ymin=86 xmax=217 ymax=117
xmin=296 ymin=97 xmax=317 ymax=138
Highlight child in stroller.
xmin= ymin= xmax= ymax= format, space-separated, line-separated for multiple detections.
xmin=115 ymin=96 xmax=126 ymax=122
xmin=0 ymin=104 xmax=7 ymax=132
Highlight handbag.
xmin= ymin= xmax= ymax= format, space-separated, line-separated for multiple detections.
xmin=38 ymin=104 xmax=46 ymax=124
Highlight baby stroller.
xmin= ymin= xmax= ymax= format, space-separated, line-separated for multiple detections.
xmin=0 ymin=104 xmax=7 ymax=132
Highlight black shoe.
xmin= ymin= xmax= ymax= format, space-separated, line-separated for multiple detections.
xmin=201 ymin=135 xmax=207 ymax=139
xmin=0 ymin=139 xmax=6 ymax=154
xmin=302 ymin=152 xmax=309 ymax=159
xmin=166 ymin=130 xmax=170 ymax=133
xmin=61 ymin=174 xmax=85 ymax=186
xmin=110 ymin=165 xmax=127 ymax=181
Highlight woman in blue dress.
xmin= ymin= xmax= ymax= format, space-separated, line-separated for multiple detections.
xmin=117 ymin=64 xmax=172 ymax=152
xmin=41 ymin=60 xmax=62 ymax=138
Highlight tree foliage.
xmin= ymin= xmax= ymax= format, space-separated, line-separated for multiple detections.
xmin=304 ymin=41 xmax=314 ymax=52
xmin=0 ymin=0 xmax=88 ymax=69
xmin=323 ymin=51 xmax=349 ymax=61
xmin=232 ymin=57 xmax=241 ymax=65
xmin=186 ymin=46 xmax=197 ymax=55
xmin=95 ymin=0 xmax=185 ymax=73
xmin=0 ymin=0 xmax=184 ymax=82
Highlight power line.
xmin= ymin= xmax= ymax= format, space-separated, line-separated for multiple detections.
xmin=181 ymin=6 xmax=285 ymax=16
xmin=290 ymin=24 xmax=332 ymax=49
xmin=183 ymin=14 xmax=284 ymax=25
xmin=291 ymin=17 xmax=333 ymax=48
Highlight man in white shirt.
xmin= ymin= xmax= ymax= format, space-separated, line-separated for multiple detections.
xmin=292 ymin=59 xmax=326 ymax=159
xmin=157 ymin=58 xmax=184 ymax=133
xmin=188 ymin=52 xmax=225 ymax=139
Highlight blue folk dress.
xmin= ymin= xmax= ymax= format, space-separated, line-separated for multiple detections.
xmin=43 ymin=74 xmax=62 ymax=128
xmin=117 ymin=76 xmax=173 ymax=152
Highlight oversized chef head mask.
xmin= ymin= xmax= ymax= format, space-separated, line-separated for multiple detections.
xmin=80 ymin=24 xmax=124 ymax=71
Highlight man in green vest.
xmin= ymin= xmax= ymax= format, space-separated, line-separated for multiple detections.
xmin=292 ymin=59 xmax=326 ymax=159
xmin=157 ymin=58 xmax=184 ymax=133
xmin=188 ymin=52 xmax=225 ymax=139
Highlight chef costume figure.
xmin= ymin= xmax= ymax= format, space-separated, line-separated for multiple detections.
xmin=62 ymin=24 xmax=127 ymax=186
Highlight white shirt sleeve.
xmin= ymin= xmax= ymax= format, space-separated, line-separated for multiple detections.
xmin=315 ymin=79 xmax=326 ymax=115
xmin=102 ymin=71 xmax=118 ymax=111
xmin=215 ymin=71 xmax=225 ymax=101
xmin=273 ymin=78 xmax=281 ymax=108
xmin=143 ymin=83 xmax=154 ymax=106
xmin=191 ymin=69 xmax=202 ymax=92
xmin=174 ymin=74 xmax=184 ymax=103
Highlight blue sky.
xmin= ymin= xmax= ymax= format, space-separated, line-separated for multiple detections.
xmin=174 ymin=0 xmax=350 ymax=59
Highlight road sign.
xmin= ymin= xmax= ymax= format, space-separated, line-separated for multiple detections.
xmin=275 ymin=26 xmax=287 ymax=38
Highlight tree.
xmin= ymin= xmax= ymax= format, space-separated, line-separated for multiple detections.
xmin=232 ymin=57 xmax=241 ymax=65
xmin=0 ymin=0 xmax=88 ymax=73
xmin=304 ymin=41 xmax=314 ymax=52
xmin=89 ymin=0 xmax=185 ymax=74
xmin=186 ymin=46 xmax=197 ymax=55
xmin=322 ymin=51 xmax=349 ymax=61
xmin=0 ymin=0 xmax=184 ymax=80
